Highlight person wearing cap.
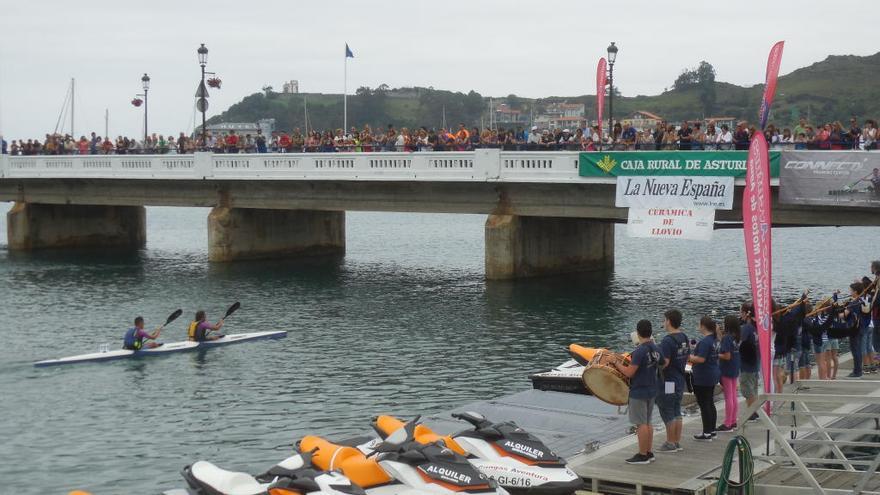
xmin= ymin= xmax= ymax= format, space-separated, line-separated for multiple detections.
xmin=527 ymin=126 xmax=542 ymax=149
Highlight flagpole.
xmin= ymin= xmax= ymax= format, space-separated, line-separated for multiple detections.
xmin=343 ymin=50 xmax=348 ymax=132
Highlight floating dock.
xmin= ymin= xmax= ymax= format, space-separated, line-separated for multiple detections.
xmin=422 ymin=353 xmax=880 ymax=495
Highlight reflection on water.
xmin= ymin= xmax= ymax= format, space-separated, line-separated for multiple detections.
xmin=0 ymin=203 xmax=877 ymax=492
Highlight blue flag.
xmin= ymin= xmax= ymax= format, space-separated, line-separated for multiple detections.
xmin=345 ymin=43 xmax=354 ymax=58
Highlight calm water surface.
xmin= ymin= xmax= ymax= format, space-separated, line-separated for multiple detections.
xmin=0 ymin=202 xmax=875 ymax=493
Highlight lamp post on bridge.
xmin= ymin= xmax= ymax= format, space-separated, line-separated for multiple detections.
xmin=141 ymin=73 xmax=150 ymax=144
xmin=606 ymin=42 xmax=618 ymax=139
xmin=197 ymin=43 xmax=209 ymax=149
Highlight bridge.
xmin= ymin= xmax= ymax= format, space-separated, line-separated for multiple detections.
xmin=1 ymin=150 xmax=876 ymax=279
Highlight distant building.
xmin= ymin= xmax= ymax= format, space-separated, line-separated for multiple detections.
xmin=535 ymin=102 xmax=586 ymax=130
xmin=494 ymin=103 xmax=526 ymax=124
xmin=623 ymin=111 xmax=663 ymax=131
xmin=205 ymin=118 xmax=275 ymax=137
xmin=282 ymin=80 xmax=299 ymax=94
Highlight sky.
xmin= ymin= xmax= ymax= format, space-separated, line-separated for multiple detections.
xmin=0 ymin=0 xmax=877 ymax=140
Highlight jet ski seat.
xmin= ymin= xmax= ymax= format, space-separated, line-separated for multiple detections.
xmin=186 ymin=461 xmax=266 ymax=495
xmin=300 ymin=435 xmax=392 ymax=488
xmin=373 ymin=415 xmax=467 ymax=456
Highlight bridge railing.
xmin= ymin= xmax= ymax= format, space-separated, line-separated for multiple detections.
xmin=0 ymin=150 xmax=591 ymax=183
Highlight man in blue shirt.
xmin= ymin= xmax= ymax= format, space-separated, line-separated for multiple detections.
xmin=655 ymin=309 xmax=690 ymax=453
xmin=616 ymin=319 xmax=664 ymax=465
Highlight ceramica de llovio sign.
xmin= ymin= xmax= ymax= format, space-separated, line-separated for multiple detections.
xmin=579 ymin=151 xmax=782 ymax=178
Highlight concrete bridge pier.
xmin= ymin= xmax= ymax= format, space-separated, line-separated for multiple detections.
xmin=484 ymin=215 xmax=614 ymax=280
xmin=7 ymin=202 xmax=146 ymax=251
xmin=207 ymin=207 xmax=345 ymax=262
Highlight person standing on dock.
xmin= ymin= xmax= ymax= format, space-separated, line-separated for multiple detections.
xmin=739 ymin=302 xmax=761 ymax=421
xmin=717 ymin=316 xmax=741 ymax=432
xmin=615 ymin=319 xmax=664 ymax=465
xmin=655 ymin=309 xmax=690 ymax=453
xmin=688 ymin=316 xmax=721 ymax=441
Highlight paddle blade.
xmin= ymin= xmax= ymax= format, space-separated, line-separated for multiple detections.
xmin=224 ymin=302 xmax=241 ymax=319
xmin=165 ymin=309 xmax=183 ymax=326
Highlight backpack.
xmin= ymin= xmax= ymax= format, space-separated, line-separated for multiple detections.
xmin=123 ymin=327 xmax=141 ymax=350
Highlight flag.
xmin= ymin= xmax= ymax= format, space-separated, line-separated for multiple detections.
xmin=345 ymin=43 xmax=354 ymax=58
xmin=596 ymin=58 xmax=607 ymax=141
xmin=743 ymin=133 xmax=773 ymax=404
xmin=758 ymin=41 xmax=784 ymax=130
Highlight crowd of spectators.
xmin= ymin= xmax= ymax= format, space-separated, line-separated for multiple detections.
xmin=3 ymin=117 xmax=878 ymax=155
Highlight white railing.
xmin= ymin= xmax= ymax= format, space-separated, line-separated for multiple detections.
xmin=0 ymin=150 xmax=599 ymax=183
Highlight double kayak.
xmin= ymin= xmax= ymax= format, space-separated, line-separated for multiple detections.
xmin=33 ymin=331 xmax=287 ymax=367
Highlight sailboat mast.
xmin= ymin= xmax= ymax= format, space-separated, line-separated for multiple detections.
xmin=70 ymin=78 xmax=75 ymax=137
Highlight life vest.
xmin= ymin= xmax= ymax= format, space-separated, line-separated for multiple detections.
xmin=123 ymin=327 xmax=142 ymax=350
xmin=188 ymin=321 xmax=199 ymax=341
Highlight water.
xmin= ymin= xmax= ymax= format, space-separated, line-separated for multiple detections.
xmin=0 ymin=202 xmax=876 ymax=493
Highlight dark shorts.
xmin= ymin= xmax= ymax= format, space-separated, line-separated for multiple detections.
xmin=656 ymin=390 xmax=683 ymax=424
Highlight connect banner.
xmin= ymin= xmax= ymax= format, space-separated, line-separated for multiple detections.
xmin=779 ymin=151 xmax=880 ymax=207
xmin=627 ymin=208 xmax=715 ymax=241
xmin=579 ymin=151 xmax=782 ymax=177
xmin=615 ymin=176 xmax=735 ymax=209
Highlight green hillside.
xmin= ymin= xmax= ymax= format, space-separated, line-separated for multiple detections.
xmin=209 ymin=52 xmax=880 ymax=131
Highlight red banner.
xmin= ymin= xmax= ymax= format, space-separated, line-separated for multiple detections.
xmin=743 ymin=133 xmax=773 ymax=399
xmin=596 ymin=58 xmax=607 ymax=140
xmin=758 ymin=41 xmax=785 ymax=130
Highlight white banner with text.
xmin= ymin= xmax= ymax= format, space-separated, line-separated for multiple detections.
xmin=626 ymin=208 xmax=716 ymax=241
xmin=615 ymin=176 xmax=735 ymax=210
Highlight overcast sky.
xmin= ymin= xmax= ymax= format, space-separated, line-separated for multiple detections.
xmin=0 ymin=0 xmax=877 ymax=139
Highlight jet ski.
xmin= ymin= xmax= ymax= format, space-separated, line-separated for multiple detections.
xmin=527 ymin=345 xmax=601 ymax=394
xmin=529 ymin=344 xmax=696 ymax=395
xmin=174 ymin=451 xmax=366 ymax=495
xmin=300 ymin=417 xmax=507 ymax=495
xmin=369 ymin=414 xmax=582 ymax=495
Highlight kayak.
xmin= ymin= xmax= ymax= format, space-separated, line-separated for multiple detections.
xmin=33 ymin=331 xmax=287 ymax=367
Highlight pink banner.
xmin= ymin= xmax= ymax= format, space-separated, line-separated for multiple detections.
xmin=596 ymin=58 xmax=607 ymax=140
xmin=743 ymin=133 xmax=773 ymax=399
xmin=758 ymin=41 xmax=785 ymax=129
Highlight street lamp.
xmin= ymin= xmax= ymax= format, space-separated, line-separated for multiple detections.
xmin=606 ymin=42 xmax=618 ymax=139
xmin=141 ymin=73 xmax=150 ymax=144
xmin=197 ymin=43 xmax=209 ymax=147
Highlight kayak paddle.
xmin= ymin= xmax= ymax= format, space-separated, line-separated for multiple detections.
xmin=163 ymin=309 xmax=184 ymax=328
xmin=222 ymin=302 xmax=241 ymax=320
xmin=207 ymin=302 xmax=240 ymax=338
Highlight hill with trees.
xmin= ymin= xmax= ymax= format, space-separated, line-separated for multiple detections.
xmin=209 ymin=52 xmax=880 ymax=131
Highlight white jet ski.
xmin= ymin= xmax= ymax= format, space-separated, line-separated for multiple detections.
xmin=370 ymin=414 xmax=583 ymax=495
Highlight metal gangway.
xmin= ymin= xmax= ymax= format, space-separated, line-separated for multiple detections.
xmin=741 ymin=379 xmax=880 ymax=495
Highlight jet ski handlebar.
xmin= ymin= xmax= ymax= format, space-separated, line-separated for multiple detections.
xmin=451 ymin=411 xmax=491 ymax=429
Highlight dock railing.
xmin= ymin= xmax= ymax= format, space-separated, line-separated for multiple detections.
xmin=739 ymin=380 xmax=880 ymax=495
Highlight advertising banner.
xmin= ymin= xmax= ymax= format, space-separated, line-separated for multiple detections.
xmin=759 ymin=41 xmax=785 ymax=130
xmin=615 ymin=175 xmax=735 ymax=209
xmin=596 ymin=58 xmax=607 ymax=141
xmin=579 ymin=151 xmax=782 ymax=178
xmin=742 ymin=134 xmax=773 ymax=398
xmin=627 ymin=208 xmax=715 ymax=241
xmin=779 ymin=151 xmax=880 ymax=207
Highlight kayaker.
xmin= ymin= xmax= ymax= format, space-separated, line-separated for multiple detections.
xmin=188 ymin=310 xmax=224 ymax=342
xmin=122 ymin=316 xmax=162 ymax=350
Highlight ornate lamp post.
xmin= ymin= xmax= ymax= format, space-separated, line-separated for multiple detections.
xmin=141 ymin=73 xmax=150 ymax=143
xmin=606 ymin=42 xmax=618 ymax=137
xmin=197 ymin=43 xmax=209 ymax=147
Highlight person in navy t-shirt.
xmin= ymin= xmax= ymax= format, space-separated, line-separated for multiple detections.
xmin=655 ymin=309 xmax=690 ymax=453
xmin=738 ymin=302 xmax=760 ymax=421
xmin=717 ymin=316 xmax=741 ymax=432
xmin=688 ymin=316 xmax=721 ymax=440
xmin=615 ymin=319 xmax=665 ymax=465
